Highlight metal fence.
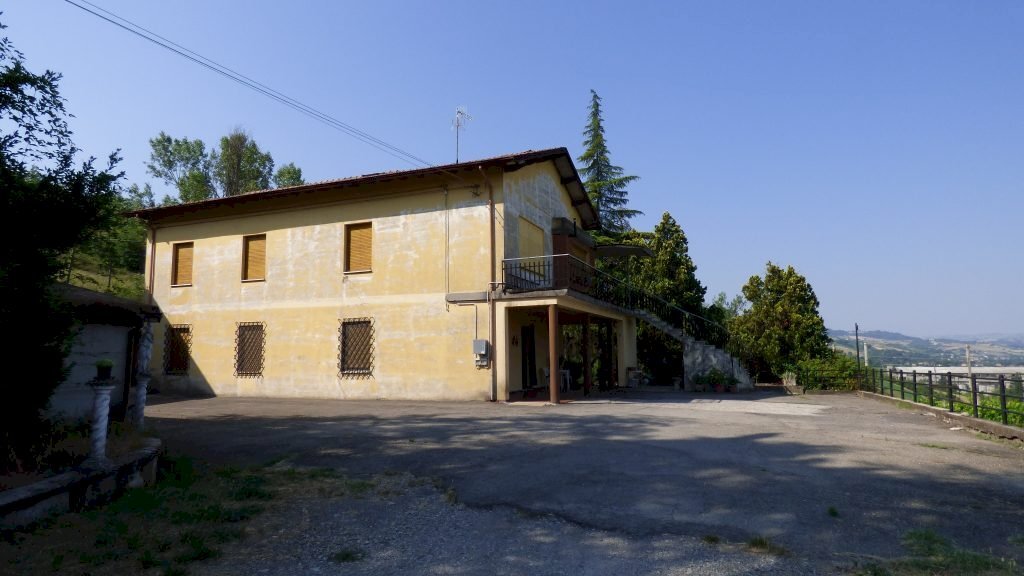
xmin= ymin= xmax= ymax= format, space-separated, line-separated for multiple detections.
xmin=863 ymin=368 xmax=1024 ymax=428
xmin=502 ymin=254 xmax=731 ymax=348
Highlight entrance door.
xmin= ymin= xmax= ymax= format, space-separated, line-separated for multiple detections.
xmin=521 ymin=325 xmax=537 ymax=390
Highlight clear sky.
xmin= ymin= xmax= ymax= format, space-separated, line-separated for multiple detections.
xmin=5 ymin=1 xmax=1022 ymax=337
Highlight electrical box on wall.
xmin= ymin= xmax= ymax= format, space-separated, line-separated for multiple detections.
xmin=473 ymin=339 xmax=489 ymax=367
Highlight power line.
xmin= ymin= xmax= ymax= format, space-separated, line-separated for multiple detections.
xmin=63 ymin=0 xmax=436 ymax=169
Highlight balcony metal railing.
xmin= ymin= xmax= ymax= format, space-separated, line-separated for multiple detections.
xmin=502 ymin=254 xmax=730 ymax=348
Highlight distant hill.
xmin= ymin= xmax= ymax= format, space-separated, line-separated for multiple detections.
xmin=828 ymin=329 xmax=1024 ymax=367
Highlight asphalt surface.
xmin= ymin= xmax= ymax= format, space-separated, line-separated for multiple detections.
xmin=148 ymin=390 xmax=1024 ymax=573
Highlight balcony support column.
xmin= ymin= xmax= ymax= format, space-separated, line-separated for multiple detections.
xmin=548 ymin=304 xmax=560 ymax=404
xmin=583 ymin=313 xmax=592 ymax=396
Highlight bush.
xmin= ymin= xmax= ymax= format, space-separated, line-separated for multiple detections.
xmin=795 ymin=354 xmax=860 ymax=390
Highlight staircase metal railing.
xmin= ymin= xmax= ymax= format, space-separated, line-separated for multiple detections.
xmin=502 ymin=254 xmax=733 ymax=350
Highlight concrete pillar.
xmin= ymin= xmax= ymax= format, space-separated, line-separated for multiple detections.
xmin=548 ymin=304 xmax=559 ymax=404
xmin=86 ymin=383 xmax=115 ymax=468
xmin=133 ymin=321 xmax=154 ymax=429
xmin=582 ymin=314 xmax=592 ymax=396
xmin=617 ymin=316 xmax=637 ymax=388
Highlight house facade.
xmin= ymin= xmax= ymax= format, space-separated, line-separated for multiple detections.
xmin=135 ymin=148 xmax=639 ymax=401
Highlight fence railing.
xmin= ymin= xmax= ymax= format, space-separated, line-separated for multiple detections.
xmin=502 ymin=254 xmax=731 ymax=348
xmin=856 ymin=368 xmax=1023 ymax=428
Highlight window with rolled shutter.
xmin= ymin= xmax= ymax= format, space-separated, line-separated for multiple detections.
xmin=172 ymin=242 xmax=193 ymax=286
xmin=518 ymin=218 xmax=545 ymax=258
xmin=242 ymin=234 xmax=266 ymax=281
xmin=345 ymin=222 xmax=372 ymax=272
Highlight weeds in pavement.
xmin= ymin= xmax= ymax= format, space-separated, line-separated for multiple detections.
xmin=853 ymin=529 xmax=1019 ymax=576
xmin=747 ymin=536 xmax=790 ymax=556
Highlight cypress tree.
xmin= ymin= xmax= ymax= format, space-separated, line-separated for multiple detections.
xmin=578 ymin=90 xmax=641 ymax=235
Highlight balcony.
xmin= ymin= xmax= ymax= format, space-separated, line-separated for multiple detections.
xmin=501 ymin=254 xmax=728 ymax=346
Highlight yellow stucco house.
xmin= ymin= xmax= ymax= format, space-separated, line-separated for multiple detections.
xmin=134 ymin=148 xmax=646 ymax=402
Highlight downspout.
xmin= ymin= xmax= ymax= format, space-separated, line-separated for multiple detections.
xmin=479 ymin=165 xmax=497 ymax=401
xmin=146 ymin=225 xmax=157 ymax=305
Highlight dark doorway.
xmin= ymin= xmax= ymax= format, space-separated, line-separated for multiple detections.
xmin=521 ymin=325 xmax=537 ymax=391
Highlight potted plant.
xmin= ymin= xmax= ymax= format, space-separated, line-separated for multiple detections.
xmin=725 ymin=375 xmax=739 ymax=394
xmin=95 ymin=358 xmax=114 ymax=381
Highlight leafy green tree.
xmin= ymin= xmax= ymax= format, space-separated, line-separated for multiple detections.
xmin=273 ymin=162 xmax=304 ymax=188
xmin=146 ymin=131 xmax=214 ymax=202
xmin=212 ymin=129 xmax=274 ymax=196
xmin=1 ymin=23 xmax=122 ymax=469
xmin=631 ymin=212 xmax=706 ymax=314
xmin=731 ymin=262 xmax=831 ymax=380
xmin=704 ymin=291 xmax=748 ymax=326
xmin=620 ymin=213 xmax=706 ymax=384
xmin=147 ymin=130 xmax=301 ymax=201
xmin=578 ymin=89 xmax=641 ymax=235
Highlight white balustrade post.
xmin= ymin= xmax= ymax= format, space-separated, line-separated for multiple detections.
xmin=133 ymin=321 xmax=154 ymax=430
xmin=86 ymin=382 xmax=115 ymax=468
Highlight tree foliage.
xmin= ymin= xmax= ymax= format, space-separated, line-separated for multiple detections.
xmin=624 ymin=212 xmax=706 ymax=314
xmin=146 ymin=132 xmax=214 ymax=202
xmin=147 ymin=129 xmax=301 ymax=202
xmin=578 ymin=89 xmax=641 ymax=235
xmin=1 ymin=22 xmax=123 ymax=469
xmin=212 ymin=129 xmax=273 ymax=196
xmin=731 ymin=262 xmax=831 ymax=380
xmin=616 ymin=212 xmax=706 ymax=383
xmin=704 ymin=291 xmax=748 ymax=326
xmin=273 ymin=162 xmax=304 ymax=188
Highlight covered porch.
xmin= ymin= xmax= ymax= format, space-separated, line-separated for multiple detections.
xmin=495 ymin=296 xmax=637 ymax=403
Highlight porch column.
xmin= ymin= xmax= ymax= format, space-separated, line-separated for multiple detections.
xmin=582 ymin=314 xmax=592 ymax=395
xmin=548 ymin=304 xmax=559 ymax=404
xmin=617 ymin=316 xmax=637 ymax=388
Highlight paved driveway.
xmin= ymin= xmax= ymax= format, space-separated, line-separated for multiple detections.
xmin=148 ymin=391 xmax=1024 ymax=571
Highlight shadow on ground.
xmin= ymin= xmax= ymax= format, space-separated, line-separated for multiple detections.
xmin=149 ymin=394 xmax=1024 ymax=572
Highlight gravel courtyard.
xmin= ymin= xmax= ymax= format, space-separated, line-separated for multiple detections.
xmin=148 ymin=391 xmax=1024 ymax=575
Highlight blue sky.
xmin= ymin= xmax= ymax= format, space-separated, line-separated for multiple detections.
xmin=5 ymin=1 xmax=1023 ymax=337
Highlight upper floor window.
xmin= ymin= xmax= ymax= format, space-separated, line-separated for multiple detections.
xmin=242 ymin=234 xmax=266 ymax=282
xmin=344 ymin=222 xmax=372 ymax=273
xmin=518 ymin=217 xmax=545 ymax=258
xmin=172 ymin=242 xmax=194 ymax=286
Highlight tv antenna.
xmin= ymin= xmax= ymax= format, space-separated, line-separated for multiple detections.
xmin=453 ymin=106 xmax=473 ymax=163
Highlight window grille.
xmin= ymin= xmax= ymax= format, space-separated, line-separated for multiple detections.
xmin=235 ymin=322 xmax=265 ymax=377
xmin=338 ymin=318 xmax=374 ymax=377
xmin=164 ymin=324 xmax=192 ymax=375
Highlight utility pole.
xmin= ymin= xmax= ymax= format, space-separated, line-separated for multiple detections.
xmin=966 ymin=345 xmax=972 ymax=379
xmin=863 ymin=342 xmax=869 ymax=367
xmin=855 ymin=323 xmax=861 ymax=368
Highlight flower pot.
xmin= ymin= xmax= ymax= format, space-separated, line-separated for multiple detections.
xmin=97 ymin=365 xmax=113 ymax=380
xmin=714 ymin=384 xmax=724 ymax=393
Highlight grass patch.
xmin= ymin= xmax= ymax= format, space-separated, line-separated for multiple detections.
xmin=747 ymin=535 xmax=790 ymax=556
xmin=1009 ymin=534 xmax=1024 ymax=547
xmin=444 ymin=485 xmax=458 ymax=504
xmin=701 ymin=534 xmax=720 ymax=544
xmin=329 ymin=547 xmax=366 ymax=563
xmin=854 ymin=529 xmax=1019 ymax=576
xmin=916 ymin=443 xmax=950 ymax=450
xmin=0 ymin=455 xmax=369 ymax=575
